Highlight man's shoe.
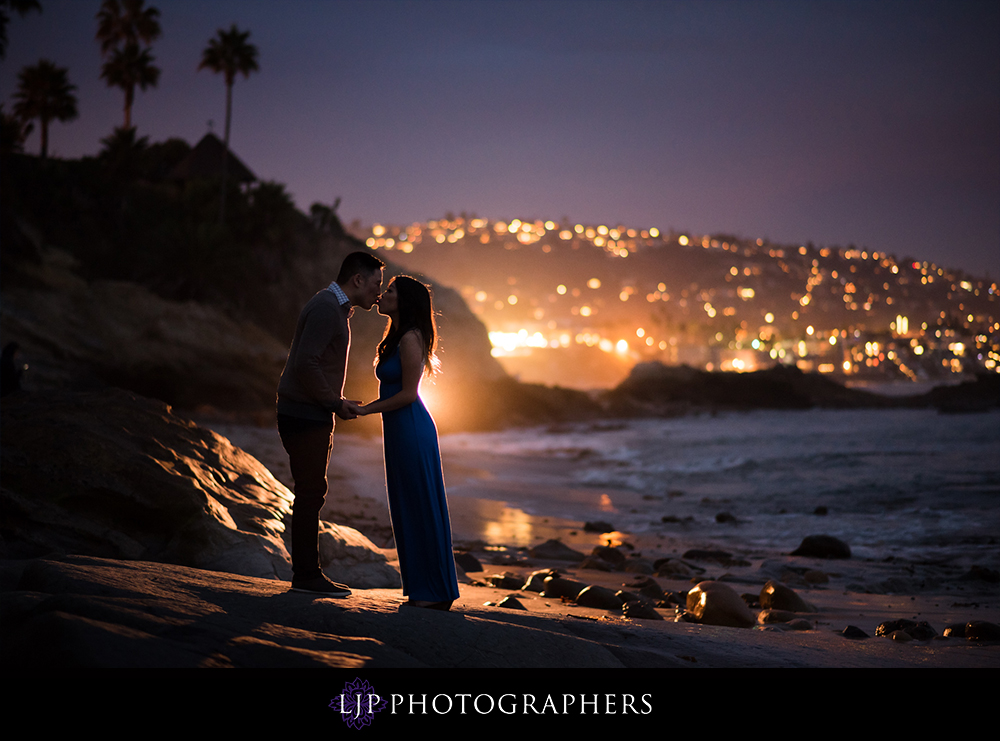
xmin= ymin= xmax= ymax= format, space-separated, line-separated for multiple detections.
xmin=291 ymin=576 xmax=351 ymax=597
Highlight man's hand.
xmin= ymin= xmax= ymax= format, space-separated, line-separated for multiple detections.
xmin=336 ymin=400 xmax=363 ymax=420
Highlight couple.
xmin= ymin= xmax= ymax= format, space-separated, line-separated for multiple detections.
xmin=276 ymin=251 xmax=459 ymax=611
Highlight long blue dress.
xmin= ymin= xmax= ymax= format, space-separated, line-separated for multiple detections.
xmin=377 ymin=348 xmax=460 ymax=602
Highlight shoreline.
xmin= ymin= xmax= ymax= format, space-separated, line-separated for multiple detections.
xmin=199 ymin=416 xmax=1000 ymax=663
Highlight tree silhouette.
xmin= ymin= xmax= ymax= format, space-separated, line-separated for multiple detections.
xmin=198 ymin=24 xmax=258 ymax=224
xmin=11 ymin=58 xmax=78 ymax=159
xmin=100 ymin=42 xmax=159 ymax=128
xmin=95 ymin=0 xmax=160 ymax=53
xmin=0 ymin=0 xmax=42 ymax=59
xmin=95 ymin=0 xmax=161 ymax=129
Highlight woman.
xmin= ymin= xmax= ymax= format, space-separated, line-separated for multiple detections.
xmin=358 ymin=276 xmax=460 ymax=610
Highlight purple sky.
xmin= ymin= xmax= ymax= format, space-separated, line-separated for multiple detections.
xmin=4 ymin=0 xmax=998 ymax=277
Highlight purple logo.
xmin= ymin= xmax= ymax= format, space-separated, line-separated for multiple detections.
xmin=330 ymin=678 xmax=388 ymax=729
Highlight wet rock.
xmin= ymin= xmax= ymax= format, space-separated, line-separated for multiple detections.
xmin=683 ymin=581 xmax=757 ymax=628
xmin=760 ymin=580 xmax=816 ymax=612
xmin=575 ymin=585 xmax=623 ymax=609
xmin=715 ymin=511 xmax=738 ymax=524
xmin=813 ymin=506 xmax=828 ymax=515
xmin=623 ymin=601 xmax=662 ymax=620
xmin=495 ymin=595 xmax=527 ymax=610
xmin=454 ymin=551 xmax=482 ymax=573
xmin=583 ymin=521 xmax=615 ymax=533
xmin=528 ymin=539 xmax=585 ymax=562
xmin=790 ymin=535 xmax=851 ymax=559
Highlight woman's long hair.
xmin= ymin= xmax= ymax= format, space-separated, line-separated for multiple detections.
xmin=375 ymin=275 xmax=440 ymax=375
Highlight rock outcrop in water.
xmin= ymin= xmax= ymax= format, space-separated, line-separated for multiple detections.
xmin=0 ymin=387 xmax=397 ymax=587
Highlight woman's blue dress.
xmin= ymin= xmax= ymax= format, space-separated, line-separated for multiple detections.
xmin=376 ymin=348 xmax=460 ymax=602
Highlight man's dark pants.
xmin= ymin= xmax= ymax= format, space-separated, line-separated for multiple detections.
xmin=277 ymin=413 xmax=334 ymax=582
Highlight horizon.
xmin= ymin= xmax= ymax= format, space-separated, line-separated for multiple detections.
xmin=3 ymin=0 xmax=998 ymax=278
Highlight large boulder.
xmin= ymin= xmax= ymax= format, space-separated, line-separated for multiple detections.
xmin=0 ymin=388 xmax=397 ymax=587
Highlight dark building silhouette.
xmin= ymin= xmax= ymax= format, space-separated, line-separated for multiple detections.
xmin=168 ymin=132 xmax=256 ymax=184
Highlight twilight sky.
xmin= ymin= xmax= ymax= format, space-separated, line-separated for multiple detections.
xmin=4 ymin=0 xmax=998 ymax=277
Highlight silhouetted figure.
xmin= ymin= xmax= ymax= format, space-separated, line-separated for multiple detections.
xmin=1 ymin=342 xmax=25 ymax=396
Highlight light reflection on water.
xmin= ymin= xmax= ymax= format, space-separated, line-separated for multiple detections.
xmin=442 ymin=408 xmax=1000 ymax=562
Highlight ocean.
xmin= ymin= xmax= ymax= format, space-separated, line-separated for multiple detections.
xmin=440 ymin=408 xmax=1000 ymax=565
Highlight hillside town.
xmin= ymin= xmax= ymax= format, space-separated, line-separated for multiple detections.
xmin=359 ymin=215 xmax=999 ymax=389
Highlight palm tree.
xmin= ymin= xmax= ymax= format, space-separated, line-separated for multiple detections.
xmin=11 ymin=59 xmax=78 ymax=159
xmin=95 ymin=0 xmax=160 ymax=55
xmin=95 ymin=0 xmax=161 ymax=129
xmin=0 ymin=0 xmax=42 ymax=59
xmin=100 ymin=42 xmax=159 ymax=128
xmin=198 ymin=24 xmax=258 ymax=224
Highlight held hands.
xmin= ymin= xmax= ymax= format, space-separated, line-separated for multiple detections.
xmin=336 ymin=399 xmax=364 ymax=420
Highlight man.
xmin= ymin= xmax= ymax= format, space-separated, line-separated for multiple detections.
xmin=277 ymin=251 xmax=385 ymax=595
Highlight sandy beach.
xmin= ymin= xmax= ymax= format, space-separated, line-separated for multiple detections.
xmin=201 ymin=416 xmax=1000 ymax=667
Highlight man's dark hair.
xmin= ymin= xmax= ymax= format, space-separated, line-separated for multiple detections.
xmin=337 ymin=251 xmax=384 ymax=284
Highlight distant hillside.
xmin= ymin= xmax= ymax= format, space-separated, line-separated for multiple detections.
xmin=360 ymin=216 xmax=999 ymax=390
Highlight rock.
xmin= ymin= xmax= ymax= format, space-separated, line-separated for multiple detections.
xmin=813 ymin=506 xmax=828 ymax=515
xmin=522 ymin=569 xmax=557 ymax=592
xmin=528 ymin=539 xmax=585 ymax=562
xmin=455 ymin=551 xmax=482 ymax=573
xmin=485 ymin=573 xmax=525 ymax=590
xmin=623 ymin=601 xmax=662 ymax=620
xmin=622 ymin=558 xmax=654 ymax=574
xmin=803 ymin=569 xmax=829 ymax=585
xmin=790 ymin=535 xmax=851 ymax=559
xmin=590 ymin=545 xmax=626 ymax=568
xmin=575 ymin=585 xmax=624 ymax=609
xmin=964 ymin=621 xmax=1000 ymax=641
xmin=583 ymin=521 xmax=615 ymax=533
xmin=875 ymin=619 xmax=937 ymax=641
xmin=760 ymin=580 xmax=816 ymax=612
xmin=540 ymin=575 xmax=587 ymax=600
xmin=681 ymin=549 xmax=749 ymax=567
xmin=757 ymin=609 xmax=800 ymax=624
xmin=623 ymin=575 xmax=666 ymax=601
xmin=715 ymin=511 xmax=738 ymax=524
xmin=942 ymin=623 xmax=967 ymax=638
xmin=655 ymin=558 xmax=698 ymax=577
xmin=0 ymin=388 xmax=395 ymax=587
xmin=785 ymin=618 xmax=813 ymax=631
xmin=579 ymin=556 xmax=614 ymax=571
xmin=839 ymin=625 xmax=869 ymax=639
xmin=495 ymin=596 xmax=527 ymax=610
xmin=684 ymin=581 xmax=757 ymax=628
xmin=1 ymin=257 xmax=288 ymax=412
